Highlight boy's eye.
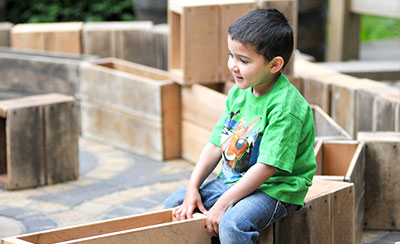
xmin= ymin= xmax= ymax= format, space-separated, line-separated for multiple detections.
xmin=228 ymin=52 xmax=233 ymax=57
xmin=240 ymin=59 xmax=248 ymax=64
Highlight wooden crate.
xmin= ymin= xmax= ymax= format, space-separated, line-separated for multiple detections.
xmin=11 ymin=22 xmax=83 ymax=54
xmin=168 ymin=0 xmax=257 ymax=85
xmin=2 ymin=209 xmax=210 ymax=244
xmin=0 ymin=94 xmax=79 ymax=190
xmin=79 ymin=58 xmax=180 ymax=161
xmin=275 ymin=179 xmax=355 ymax=244
xmin=313 ymin=140 xmax=365 ymax=243
xmin=357 ymin=132 xmax=400 ymax=231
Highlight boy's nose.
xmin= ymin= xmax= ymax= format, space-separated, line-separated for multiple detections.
xmin=228 ymin=61 xmax=239 ymax=73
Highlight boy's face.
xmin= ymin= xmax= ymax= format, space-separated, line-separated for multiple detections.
xmin=227 ymin=35 xmax=277 ymax=97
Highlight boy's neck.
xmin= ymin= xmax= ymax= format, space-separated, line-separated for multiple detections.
xmin=252 ymin=73 xmax=281 ymax=97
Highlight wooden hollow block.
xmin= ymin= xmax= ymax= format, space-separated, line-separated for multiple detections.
xmin=357 ymin=132 xmax=400 ymax=231
xmin=302 ymin=77 xmax=331 ymax=114
xmin=311 ymin=104 xmax=351 ymax=139
xmin=2 ymin=209 xmax=210 ymax=244
xmin=373 ymin=95 xmax=396 ymax=132
xmin=313 ymin=140 xmax=365 ymax=243
xmin=0 ymin=94 xmax=78 ymax=190
xmin=80 ymin=58 xmax=181 ymax=160
xmin=331 ymin=84 xmax=356 ymax=138
xmin=82 ymin=21 xmax=153 ymax=59
xmin=168 ymin=0 xmax=257 ymax=84
xmin=11 ymin=22 xmax=83 ymax=54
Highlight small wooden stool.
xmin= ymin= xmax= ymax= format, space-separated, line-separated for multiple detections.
xmin=0 ymin=93 xmax=79 ymax=190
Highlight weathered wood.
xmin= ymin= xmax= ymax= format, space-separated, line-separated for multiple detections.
xmin=330 ymin=84 xmax=357 ymax=138
xmin=79 ymin=58 xmax=180 ymax=160
xmin=302 ymin=77 xmax=331 ymax=114
xmin=0 ymin=94 xmax=78 ymax=190
xmin=0 ymin=22 xmax=12 ymax=47
xmin=259 ymin=225 xmax=273 ymax=244
xmin=373 ymin=96 xmax=395 ymax=132
xmin=181 ymin=120 xmax=211 ymax=164
xmin=331 ymin=183 xmax=354 ymax=244
xmin=82 ymin=21 xmax=152 ymax=59
xmin=312 ymin=105 xmax=351 ymax=139
xmin=11 ymin=22 xmax=83 ymax=54
xmin=44 ymin=100 xmax=79 ymax=184
xmin=357 ymin=132 xmax=400 ymax=230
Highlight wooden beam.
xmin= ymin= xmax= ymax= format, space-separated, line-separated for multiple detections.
xmin=350 ymin=0 xmax=400 ymax=18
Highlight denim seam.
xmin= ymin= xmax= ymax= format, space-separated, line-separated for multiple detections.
xmin=265 ymin=200 xmax=280 ymax=227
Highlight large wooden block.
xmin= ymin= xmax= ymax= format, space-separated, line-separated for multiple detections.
xmin=331 ymin=84 xmax=357 ymax=138
xmin=0 ymin=46 xmax=95 ymax=97
xmin=313 ymin=140 xmax=365 ymax=243
xmin=2 ymin=209 xmax=210 ymax=244
xmin=80 ymin=58 xmax=180 ymax=160
xmin=0 ymin=22 xmax=12 ymax=47
xmin=0 ymin=94 xmax=78 ymax=190
xmin=373 ymin=95 xmax=396 ymax=132
xmin=357 ymin=132 xmax=400 ymax=231
xmin=82 ymin=21 xmax=153 ymax=59
xmin=302 ymin=77 xmax=332 ymax=114
xmin=11 ymin=22 xmax=83 ymax=54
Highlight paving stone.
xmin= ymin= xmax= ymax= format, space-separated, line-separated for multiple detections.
xmin=0 ymin=216 xmax=25 ymax=239
xmin=22 ymin=217 xmax=57 ymax=233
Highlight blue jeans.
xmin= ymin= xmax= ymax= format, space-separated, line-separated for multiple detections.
xmin=164 ymin=177 xmax=300 ymax=244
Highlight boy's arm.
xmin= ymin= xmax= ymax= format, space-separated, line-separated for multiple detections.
xmin=205 ymin=162 xmax=277 ymax=236
xmin=173 ymin=142 xmax=221 ymax=220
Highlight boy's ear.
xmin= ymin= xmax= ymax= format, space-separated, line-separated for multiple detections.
xmin=269 ymin=56 xmax=285 ymax=74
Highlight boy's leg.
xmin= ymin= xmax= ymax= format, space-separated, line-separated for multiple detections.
xmin=163 ymin=177 xmax=232 ymax=210
xmin=219 ymin=190 xmax=299 ymax=244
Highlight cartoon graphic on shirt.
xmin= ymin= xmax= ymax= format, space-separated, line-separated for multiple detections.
xmin=220 ymin=110 xmax=262 ymax=182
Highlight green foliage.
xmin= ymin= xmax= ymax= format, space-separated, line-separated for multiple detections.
xmin=5 ymin=0 xmax=135 ymax=24
xmin=360 ymin=15 xmax=400 ymax=42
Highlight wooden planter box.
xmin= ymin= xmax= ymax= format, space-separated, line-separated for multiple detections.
xmin=79 ymin=58 xmax=180 ymax=161
xmin=357 ymin=132 xmax=400 ymax=231
xmin=0 ymin=46 xmax=96 ymax=99
xmin=11 ymin=22 xmax=83 ymax=54
xmin=0 ymin=94 xmax=79 ymax=190
xmin=313 ymin=139 xmax=365 ymax=243
xmin=2 ymin=209 xmax=210 ymax=244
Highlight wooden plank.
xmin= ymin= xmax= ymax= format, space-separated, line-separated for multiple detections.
xmin=11 ymin=23 xmax=83 ymax=54
xmin=331 ymin=183 xmax=354 ymax=244
xmin=0 ymin=22 xmax=12 ymax=47
xmin=161 ymin=83 xmax=181 ymax=160
xmin=373 ymin=96 xmax=395 ymax=131
xmin=356 ymin=89 xmax=375 ymax=132
xmin=330 ymin=84 xmax=356 ymax=138
xmin=219 ymin=1 xmax=256 ymax=81
xmin=182 ymin=5 xmax=219 ymax=84
xmin=152 ymin=24 xmax=169 ymax=71
xmin=80 ymin=101 xmax=164 ymax=161
xmin=5 ymin=106 xmax=45 ymax=189
xmin=312 ymin=105 xmax=351 ymax=139
xmin=181 ymin=120 xmax=211 ymax=164
xmin=302 ymin=77 xmax=331 ymax=114
xmin=181 ymin=84 xmax=226 ymax=131
xmin=314 ymin=139 xmax=323 ymax=175
xmin=357 ymin=132 xmax=400 ymax=230
xmin=322 ymin=141 xmax=358 ymax=176
xmin=350 ymin=0 xmax=400 ymax=18
xmin=327 ymin=0 xmax=360 ymax=61
xmin=0 ymin=117 xmax=6 ymax=175
xmin=259 ymin=224 xmax=273 ymax=244
xmin=275 ymin=192 xmax=331 ymax=244
xmin=79 ymin=59 xmax=173 ymax=121
xmin=396 ymin=102 xmax=400 ymax=132
xmin=44 ymin=100 xmax=79 ymax=184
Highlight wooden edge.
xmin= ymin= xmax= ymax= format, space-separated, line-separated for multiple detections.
xmin=311 ymin=104 xmax=352 ymax=139
xmin=1 ymin=237 xmax=33 ymax=244
xmin=345 ymin=141 xmax=365 ymax=180
xmin=357 ymin=131 xmax=400 ymax=142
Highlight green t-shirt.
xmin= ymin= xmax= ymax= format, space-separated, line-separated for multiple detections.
xmin=209 ymin=74 xmax=316 ymax=206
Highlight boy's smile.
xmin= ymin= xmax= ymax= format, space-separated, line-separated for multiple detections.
xmin=227 ymin=35 xmax=281 ymax=97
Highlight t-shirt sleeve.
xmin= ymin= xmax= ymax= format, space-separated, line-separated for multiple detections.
xmin=257 ymin=111 xmax=303 ymax=173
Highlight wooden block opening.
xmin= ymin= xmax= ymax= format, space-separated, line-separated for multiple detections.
xmin=169 ymin=11 xmax=182 ymax=72
xmin=96 ymin=61 xmax=170 ymax=82
xmin=315 ymin=141 xmax=359 ymax=176
xmin=14 ymin=210 xmax=175 ymax=244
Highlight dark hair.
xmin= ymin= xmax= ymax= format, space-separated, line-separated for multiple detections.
xmin=228 ymin=8 xmax=294 ymax=70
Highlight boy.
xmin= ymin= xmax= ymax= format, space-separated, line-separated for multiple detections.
xmin=164 ymin=8 xmax=316 ymax=243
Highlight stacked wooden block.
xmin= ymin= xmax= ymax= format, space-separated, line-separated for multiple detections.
xmin=79 ymin=58 xmax=180 ymax=161
xmin=0 ymin=94 xmax=79 ymax=190
xmin=0 ymin=22 xmax=12 ymax=47
xmin=2 ymin=179 xmax=354 ymax=244
xmin=168 ymin=0 xmax=297 ymax=85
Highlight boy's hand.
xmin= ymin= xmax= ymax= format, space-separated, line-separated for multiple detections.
xmin=173 ymin=189 xmax=208 ymax=220
xmin=205 ymin=203 xmax=226 ymax=237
